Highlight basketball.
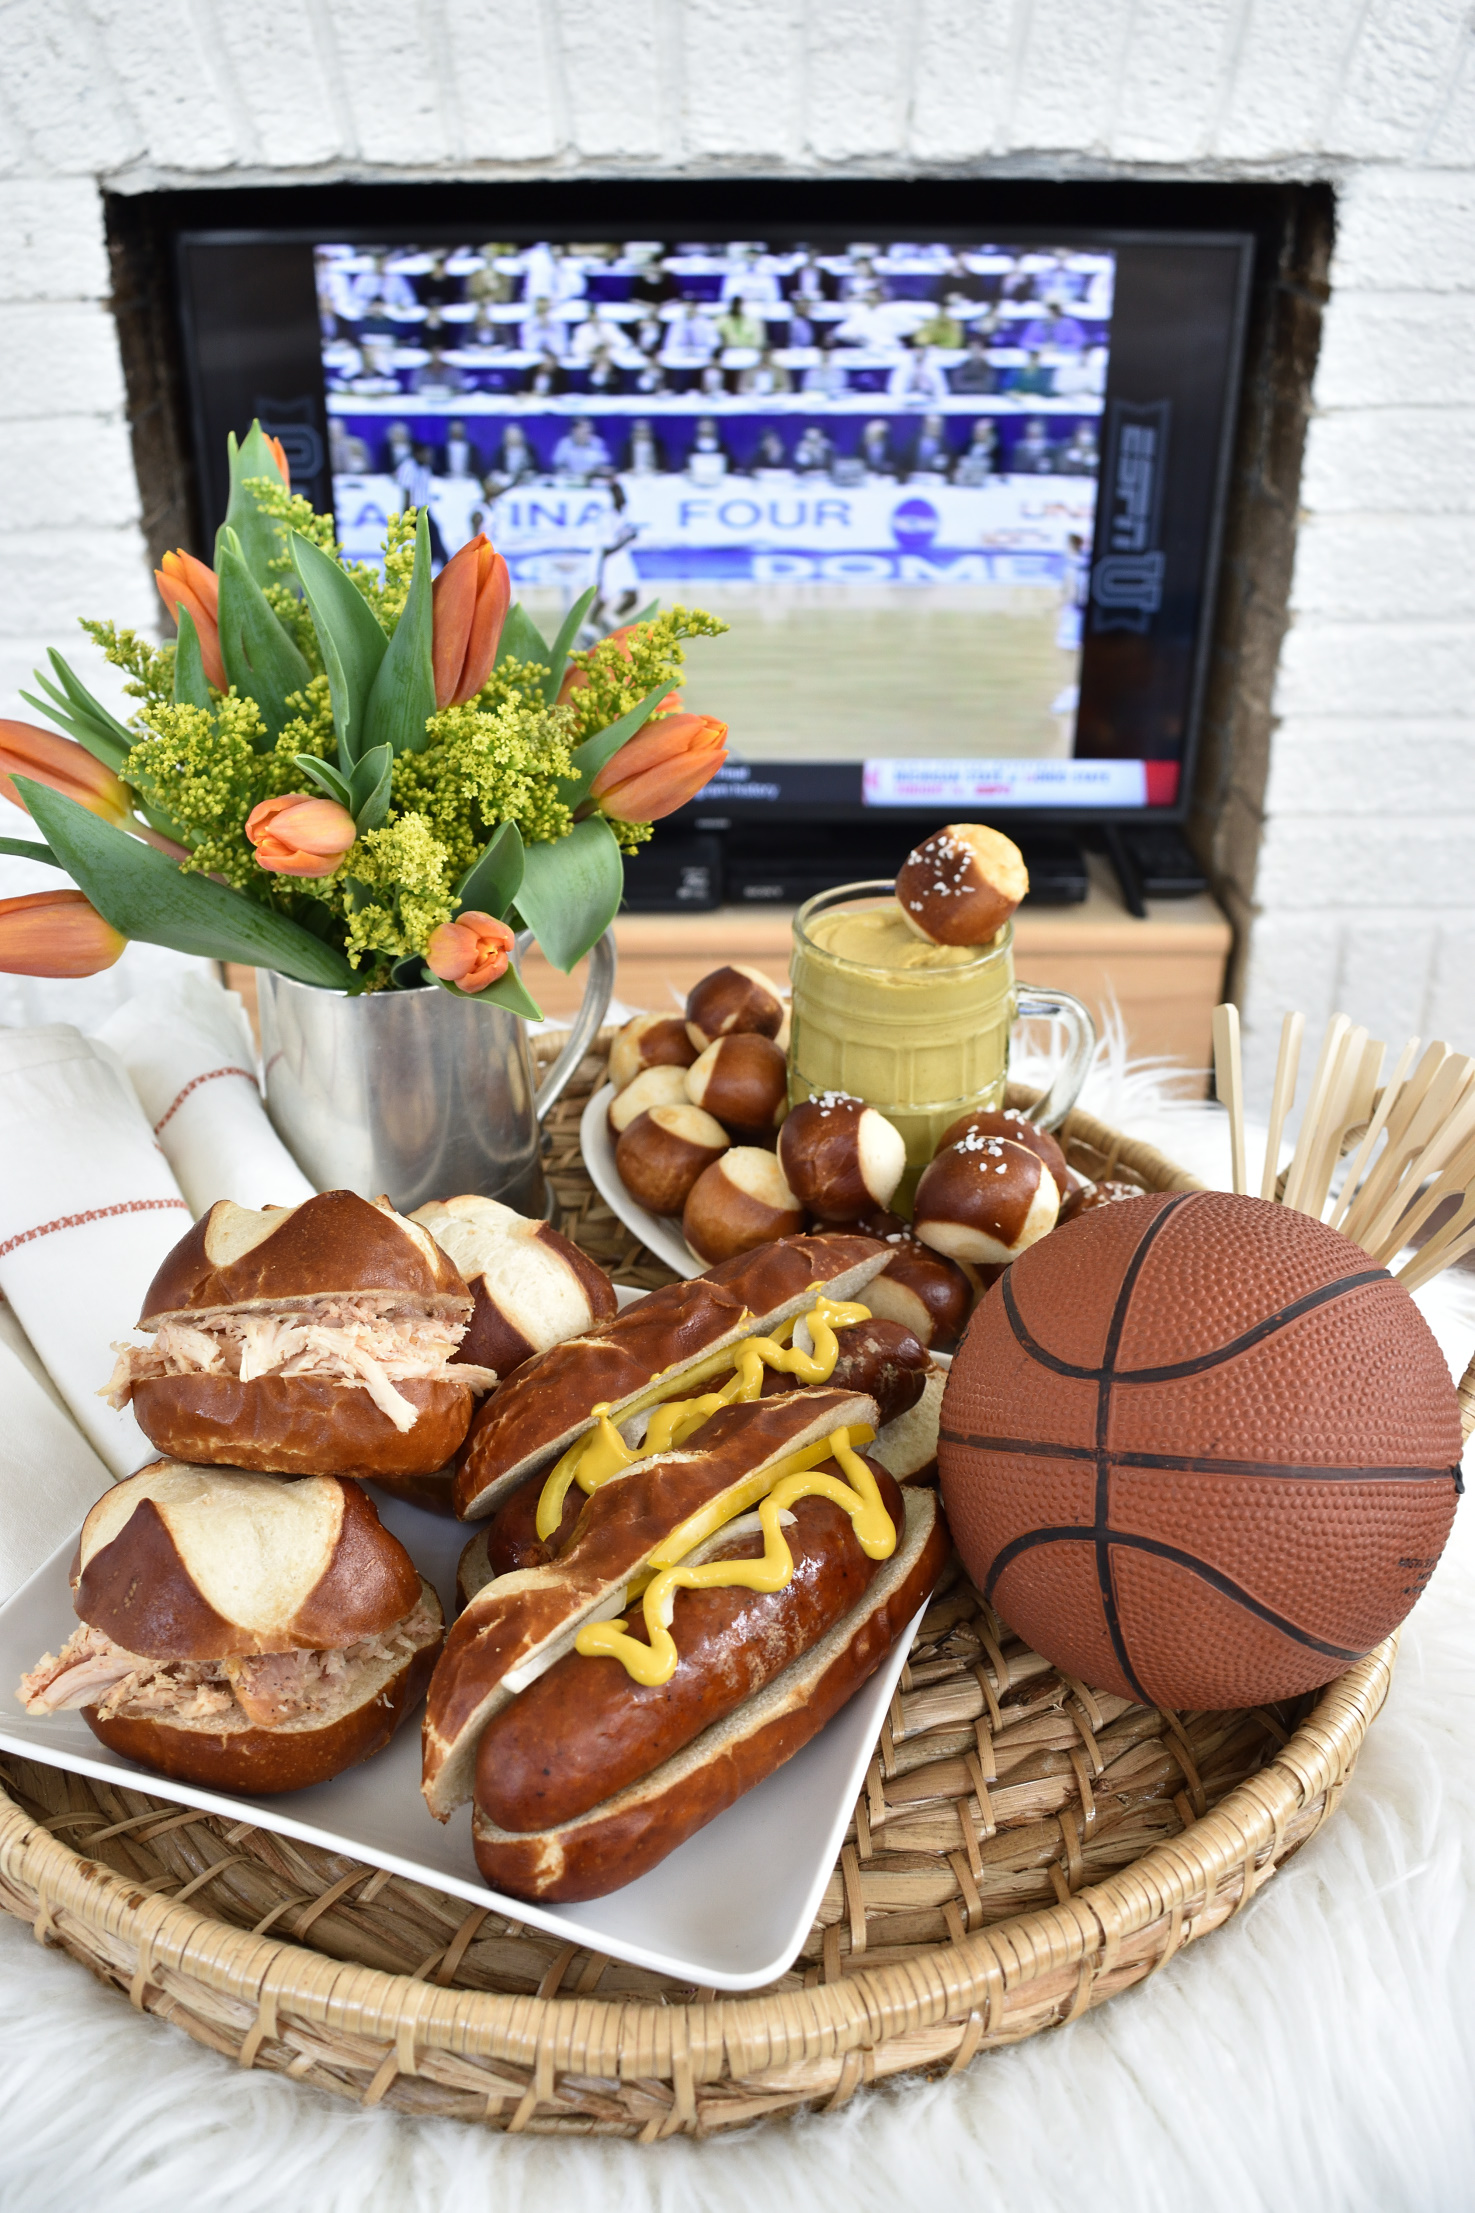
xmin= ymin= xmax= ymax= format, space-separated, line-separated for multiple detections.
xmin=938 ymin=1191 xmax=1463 ymax=1710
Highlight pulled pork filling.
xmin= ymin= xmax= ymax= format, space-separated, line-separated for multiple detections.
xmin=18 ymin=1596 xmax=443 ymax=1728
xmin=102 ymin=1295 xmax=496 ymax=1433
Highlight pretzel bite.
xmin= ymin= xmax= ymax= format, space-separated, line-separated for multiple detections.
xmin=685 ymin=963 xmax=785 ymax=1050
xmin=685 ymin=1032 xmax=789 ymax=1139
xmin=896 ymin=824 xmax=1028 ymax=947
xmin=607 ymin=1063 xmax=690 ymax=1136
xmin=1058 ymin=1176 xmax=1141 ymax=1224
xmin=18 ymin=1464 xmax=443 ymax=1794
xmin=935 ymin=1105 xmax=1069 ymax=1198
xmin=608 ymin=1012 xmax=698 ymax=1094
xmin=411 ymin=1195 xmax=615 ymax=1395
xmin=778 ymin=1092 xmax=906 ymax=1220
xmin=616 ymin=1103 xmax=730 ymax=1214
xmin=815 ymin=1210 xmax=973 ymax=1350
xmin=912 ymin=1133 xmax=1059 ymax=1265
xmin=103 ymin=1191 xmax=486 ymax=1500
xmin=682 ymin=1147 xmax=805 ymax=1264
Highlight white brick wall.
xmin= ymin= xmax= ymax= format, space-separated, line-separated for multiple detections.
xmin=0 ymin=0 xmax=1471 ymax=1091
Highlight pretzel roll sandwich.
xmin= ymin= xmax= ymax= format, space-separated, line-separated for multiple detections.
xmin=471 ymin=1307 xmax=934 ymax=1585
xmin=104 ymin=1193 xmax=494 ymax=1499
xmin=410 ymin=1194 xmax=616 ymax=1380
xmin=453 ymin=1232 xmax=892 ymax=1521
xmin=422 ymin=1390 xmax=949 ymax=1896
xmin=685 ymin=963 xmax=786 ymax=1050
xmin=896 ymin=823 xmax=1028 ymax=947
xmin=608 ymin=1011 xmax=699 ymax=1093
xmin=18 ymin=1464 xmax=443 ymax=1792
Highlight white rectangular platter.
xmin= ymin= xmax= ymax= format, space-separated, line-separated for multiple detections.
xmin=0 ymin=1487 xmax=922 ymax=1991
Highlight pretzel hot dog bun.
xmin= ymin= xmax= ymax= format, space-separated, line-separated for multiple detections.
xmin=471 ymin=1483 xmax=947 ymax=1901
xmin=18 ymin=1464 xmax=443 ymax=1794
xmin=105 ymin=1192 xmax=491 ymax=1496
xmin=424 ymin=1386 xmax=877 ymax=1816
xmin=452 ymin=1232 xmax=892 ymax=1520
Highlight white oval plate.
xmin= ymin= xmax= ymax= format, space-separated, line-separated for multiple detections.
xmin=581 ymin=1081 xmax=703 ymax=1278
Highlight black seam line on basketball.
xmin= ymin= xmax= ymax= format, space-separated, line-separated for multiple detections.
xmin=998 ymin=1261 xmax=1391 ymax=1385
xmin=940 ymin=1428 xmax=1457 ymax=1484
xmin=1092 ymin=1192 xmax=1190 ymax=1708
xmin=980 ymin=1527 xmax=1365 ymax=1664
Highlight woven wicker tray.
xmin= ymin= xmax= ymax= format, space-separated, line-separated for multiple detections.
xmin=0 ymin=1036 xmax=1399 ymax=2136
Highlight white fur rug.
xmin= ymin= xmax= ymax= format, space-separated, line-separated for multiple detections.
xmin=1 ymin=1045 xmax=1472 ymax=2213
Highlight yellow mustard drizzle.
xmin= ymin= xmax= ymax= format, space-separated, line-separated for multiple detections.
xmin=532 ymin=1294 xmax=872 ymax=1542
xmin=573 ymin=1425 xmax=892 ymax=1687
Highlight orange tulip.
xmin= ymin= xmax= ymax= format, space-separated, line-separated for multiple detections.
xmin=588 ymin=714 xmax=727 ymax=823
xmin=0 ymin=888 xmax=125 ymax=978
xmin=425 ymin=910 xmax=516 ymax=993
xmin=432 ymin=535 xmax=511 ymax=708
xmin=245 ymin=792 xmax=357 ymax=879
xmin=557 ymin=623 xmax=680 ymax=715
xmin=155 ymin=550 xmax=226 ymax=691
xmin=0 ymin=719 xmax=131 ymax=827
xmin=265 ymin=433 xmax=291 ymax=490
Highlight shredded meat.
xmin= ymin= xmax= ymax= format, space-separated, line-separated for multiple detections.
xmin=102 ymin=1295 xmax=496 ymax=1432
xmin=18 ymin=1597 xmax=442 ymax=1728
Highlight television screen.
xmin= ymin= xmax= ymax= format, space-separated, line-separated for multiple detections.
xmin=315 ymin=237 xmax=1170 ymax=812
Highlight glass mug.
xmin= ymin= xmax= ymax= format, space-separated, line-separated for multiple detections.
xmin=789 ymin=880 xmax=1096 ymax=1207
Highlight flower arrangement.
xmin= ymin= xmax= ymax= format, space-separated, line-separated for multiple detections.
xmin=0 ymin=423 xmax=728 ymax=1018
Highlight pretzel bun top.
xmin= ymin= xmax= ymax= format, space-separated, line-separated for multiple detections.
xmin=139 ymin=1191 xmax=471 ymax=1326
xmin=73 ymin=1462 xmax=422 ymax=1660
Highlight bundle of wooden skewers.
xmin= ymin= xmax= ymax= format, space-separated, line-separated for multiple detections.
xmin=1212 ymin=1002 xmax=1475 ymax=1293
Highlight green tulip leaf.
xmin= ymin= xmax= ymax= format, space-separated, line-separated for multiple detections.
xmin=172 ymin=606 xmax=214 ymax=710
xmin=513 ymin=815 xmax=623 ymax=973
xmin=216 ymin=534 xmax=312 ymax=747
xmin=21 ymin=650 xmax=133 ymax=774
xmin=560 ymin=681 xmax=675 ymax=809
xmin=455 ymin=819 xmax=524 ymax=921
xmin=17 ymin=779 xmax=356 ymax=988
xmin=347 ymin=742 xmax=394 ymax=832
xmin=290 ymin=531 xmax=388 ymax=767
xmin=293 ymin=754 xmax=353 ymax=808
xmin=363 ymin=510 xmax=437 ymax=757
xmin=215 ymin=420 xmax=291 ymax=586
xmin=0 ymin=837 xmax=62 ymax=867
xmin=495 ymin=602 xmax=550 ymax=672
xmin=427 ymin=962 xmax=544 ymax=1022
xmin=542 ymin=587 xmax=597 ymax=705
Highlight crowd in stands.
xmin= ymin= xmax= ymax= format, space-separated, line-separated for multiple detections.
xmin=318 ymin=239 xmax=1112 ymax=411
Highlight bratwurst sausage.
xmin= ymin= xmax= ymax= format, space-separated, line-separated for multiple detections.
xmin=475 ymin=1457 xmax=904 ymax=1833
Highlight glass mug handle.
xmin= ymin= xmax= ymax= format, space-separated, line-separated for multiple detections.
xmin=1012 ymin=985 xmax=1096 ymax=1133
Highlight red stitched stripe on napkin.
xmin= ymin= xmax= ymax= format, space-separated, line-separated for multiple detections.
xmin=0 ymin=1198 xmax=190 ymax=1260
xmin=153 ymin=1065 xmax=258 ymax=1134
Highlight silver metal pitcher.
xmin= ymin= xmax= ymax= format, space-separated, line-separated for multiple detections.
xmin=257 ymin=929 xmax=615 ymax=1216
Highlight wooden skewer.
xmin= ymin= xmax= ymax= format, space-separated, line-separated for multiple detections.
xmin=1385 ymin=1122 xmax=1475 ymax=1270
xmin=1361 ymin=1074 xmax=1475 ymax=1266
xmin=1300 ymin=1025 xmax=1371 ymax=1222
xmin=1212 ymin=1003 xmax=1247 ymax=1197
xmin=1328 ymin=1036 xmax=1419 ymax=1233
xmin=1260 ymin=1011 xmax=1304 ymax=1202
xmin=1339 ymin=1040 xmax=1452 ymax=1247
xmin=1399 ymin=1214 xmax=1475 ymax=1295
xmin=1282 ymin=1014 xmax=1350 ymax=1215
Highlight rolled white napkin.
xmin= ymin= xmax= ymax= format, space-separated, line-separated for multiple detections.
xmin=0 ymin=1025 xmax=191 ymax=1478
xmin=96 ymin=972 xmax=315 ymax=1216
xmin=0 ymin=1326 xmax=111 ymax=1603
